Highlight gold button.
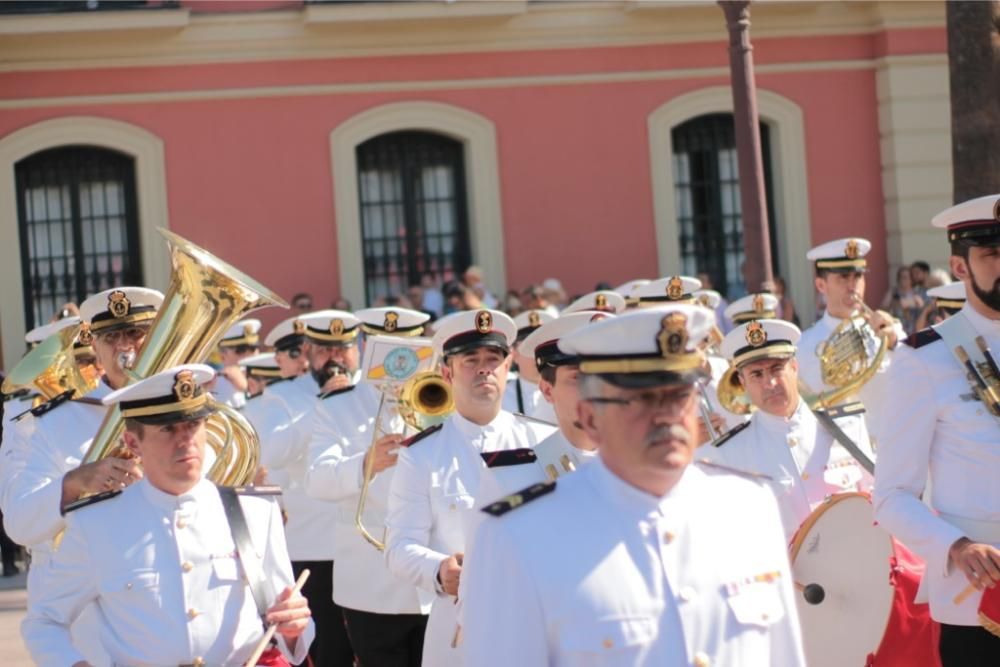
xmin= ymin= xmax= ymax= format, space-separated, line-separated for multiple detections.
xmin=449 ymin=504 xmax=457 ymax=511
xmin=602 ymin=638 xmax=614 ymax=649
xmin=663 ymin=531 xmax=675 ymax=544
xmin=181 ymin=561 xmax=193 ymax=573
xmin=694 ymin=652 xmax=711 ymax=667
xmin=187 ymin=608 xmax=200 ymax=619
xmin=761 ymin=612 xmax=769 ymax=621
xmin=788 ymin=436 xmax=798 ymax=447
xmin=801 ymin=473 xmax=810 ymax=481
xmin=176 ymin=519 xmax=187 ymax=529
xmin=193 ymin=658 xmax=205 ymax=667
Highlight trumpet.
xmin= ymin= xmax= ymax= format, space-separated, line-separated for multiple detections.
xmin=356 ymin=366 xmax=454 ymax=551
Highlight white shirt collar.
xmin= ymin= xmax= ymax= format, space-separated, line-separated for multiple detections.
xmin=589 ymin=454 xmax=694 ymax=518
xmin=138 ymin=476 xmax=214 ymax=513
xmin=752 ymin=396 xmax=807 ymax=433
xmin=819 ymin=310 xmax=842 ymax=330
xmin=449 ymin=409 xmax=510 ymax=441
xmin=959 ymin=302 xmax=1000 ymax=337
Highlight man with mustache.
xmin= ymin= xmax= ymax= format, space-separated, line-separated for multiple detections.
xmin=461 ymin=305 xmax=805 ymax=666
xmin=873 ymin=194 xmax=1000 ymax=665
xmin=796 ymin=238 xmax=902 ymax=457
xmin=21 ymin=364 xmax=314 ymax=666
xmin=384 ymin=309 xmax=554 ymax=666
xmin=697 ymin=319 xmax=871 ymax=537
xmin=1 ymin=286 xmax=162 ymax=666
xmin=256 ymin=310 xmax=360 ymax=666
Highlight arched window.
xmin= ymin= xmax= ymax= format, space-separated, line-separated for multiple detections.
xmin=671 ymin=113 xmax=778 ymax=299
xmin=356 ymin=130 xmax=471 ymax=303
xmin=15 ymin=146 xmax=143 ymax=328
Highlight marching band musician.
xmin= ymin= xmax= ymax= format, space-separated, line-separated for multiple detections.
xmin=920 ymin=281 xmax=967 ymax=328
xmin=21 ymin=364 xmax=314 ymax=667
xmin=211 ymin=318 xmax=263 ymax=409
xmin=502 ymin=309 xmax=556 ymax=419
xmin=238 ymin=352 xmax=293 ymax=488
xmin=461 ymin=305 xmax=806 ymax=666
xmin=613 ymin=278 xmax=650 ymax=309
xmin=561 ymin=289 xmax=626 ymax=316
xmin=796 ymin=238 xmax=903 ymax=449
xmin=697 ymin=319 xmax=871 ymax=537
xmin=305 ymin=306 xmax=434 ymax=666
xmin=0 ymin=286 xmax=163 ymax=666
xmin=259 ymin=311 xmax=360 ymax=666
xmin=632 ymin=275 xmax=703 ymax=307
xmin=384 ymin=309 xmax=554 ymax=666
xmin=873 ymin=194 xmax=1000 ymax=664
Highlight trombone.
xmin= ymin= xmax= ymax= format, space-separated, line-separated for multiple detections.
xmin=356 ymin=359 xmax=454 ymax=551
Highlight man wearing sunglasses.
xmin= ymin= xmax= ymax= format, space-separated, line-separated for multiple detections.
xmin=462 ymin=305 xmax=805 ymax=667
xmin=211 ymin=318 xmax=262 ymax=409
xmin=0 ymin=286 xmax=163 ymax=666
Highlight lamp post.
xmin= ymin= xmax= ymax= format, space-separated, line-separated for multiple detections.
xmin=719 ymin=0 xmax=774 ymax=293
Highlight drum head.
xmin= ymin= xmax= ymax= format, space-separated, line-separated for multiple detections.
xmin=790 ymin=493 xmax=895 ymax=667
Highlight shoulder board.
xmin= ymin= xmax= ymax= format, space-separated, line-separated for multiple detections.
xmin=2 ymin=388 xmax=32 ymax=402
xmin=512 ymin=412 xmax=557 ymax=427
xmin=481 ymin=448 xmax=537 ymax=468
xmin=817 ymin=401 xmax=866 ymax=419
xmin=904 ymin=327 xmax=941 ymax=349
xmin=710 ymin=420 xmax=750 ymax=448
xmin=72 ymin=396 xmax=105 ymax=406
xmin=225 ymin=484 xmax=284 ymax=497
xmin=62 ymin=489 xmax=122 ymax=515
xmin=482 ymin=481 xmax=556 ymax=517
xmin=26 ymin=389 xmax=76 ymax=420
xmin=318 ymin=385 xmax=356 ymax=400
xmin=402 ymin=423 xmax=443 ymax=447
xmin=694 ymin=459 xmax=774 ymax=481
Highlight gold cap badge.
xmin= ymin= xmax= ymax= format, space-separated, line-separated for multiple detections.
xmin=292 ymin=320 xmax=305 ymax=335
xmin=994 ymin=199 xmax=1000 ymax=222
xmin=666 ymin=277 xmax=684 ymax=301
xmin=384 ymin=311 xmax=399 ymax=333
xmin=657 ymin=312 xmax=688 ymax=358
xmin=476 ymin=310 xmax=493 ymax=334
xmin=595 ymin=294 xmax=609 ymax=310
xmin=242 ymin=323 xmax=254 ymax=336
xmin=745 ymin=321 xmax=767 ymax=347
xmin=78 ymin=323 xmax=94 ymax=346
xmin=330 ymin=319 xmax=345 ymax=336
xmin=528 ymin=311 xmax=541 ymax=328
xmin=845 ymin=239 xmax=860 ymax=259
xmin=108 ymin=290 xmax=131 ymax=319
xmin=753 ymin=294 xmax=765 ymax=314
xmin=173 ymin=370 xmax=197 ymax=401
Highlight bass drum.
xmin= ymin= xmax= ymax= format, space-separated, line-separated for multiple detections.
xmin=789 ymin=493 xmax=940 ymax=667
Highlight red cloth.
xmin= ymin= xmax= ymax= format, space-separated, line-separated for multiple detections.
xmin=256 ymin=646 xmax=291 ymax=667
xmin=978 ymin=586 xmax=1000 ymax=638
xmin=866 ymin=541 xmax=941 ymax=667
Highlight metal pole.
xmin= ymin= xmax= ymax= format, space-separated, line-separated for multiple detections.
xmin=719 ymin=0 xmax=774 ymax=293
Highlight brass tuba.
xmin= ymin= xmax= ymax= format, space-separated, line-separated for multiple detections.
xmin=356 ymin=363 xmax=454 ymax=551
xmin=809 ymin=296 xmax=889 ymax=409
xmin=79 ymin=228 xmax=288 ymax=487
xmin=1 ymin=323 xmax=99 ymax=405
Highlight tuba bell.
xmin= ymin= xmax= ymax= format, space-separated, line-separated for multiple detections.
xmin=1 ymin=322 xmax=99 ymax=406
xmin=79 ymin=228 xmax=288 ymax=488
xmin=716 ymin=365 xmax=754 ymax=416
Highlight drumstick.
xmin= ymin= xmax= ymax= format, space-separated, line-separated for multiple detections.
xmin=954 ymin=583 xmax=977 ymax=606
xmin=244 ymin=569 xmax=310 ymax=667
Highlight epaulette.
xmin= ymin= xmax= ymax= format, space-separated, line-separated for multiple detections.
xmin=695 ymin=459 xmax=774 ymax=481
xmin=512 ymin=412 xmax=557 ymax=427
xmin=817 ymin=401 xmax=866 ymax=419
xmin=482 ymin=481 xmax=556 ymax=517
xmin=2 ymin=388 xmax=32 ymax=402
xmin=318 ymin=385 xmax=356 ymax=400
xmin=225 ymin=484 xmax=284 ymax=497
xmin=904 ymin=327 xmax=942 ymax=349
xmin=61 ymin=489 xmax=122 ymax=515
xmin=72 ymin=396 xmax=105 ymax=406
xmin=402 ymin=423 xmax=443 ymax=447
xmin=710 ymin=420 xmax=750 ymax=448
xmin=20 ymin=389 xmax=75 ymax=421
xmin=481 ymin=448 xmax=537 ymax=468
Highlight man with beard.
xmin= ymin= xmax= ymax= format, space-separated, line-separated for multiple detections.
xmin=1 ymin=287 xmax=162 ymax=666
xmin=258 ymin=311 xmax=359 ymax=666
xmin=384 ymin=309 xmax=553 ymax=666
xmin=873 ymin=194 xmax=1000 ymax=665
xmin=796 ymin=238 xmax=902 ymax=455
xmin=697 ymin=319 xmax=871 ymax=537
xmin=461 ymin=305 xmax=805 ymax=666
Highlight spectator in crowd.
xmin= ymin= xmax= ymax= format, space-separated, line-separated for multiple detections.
xmin=332 ymin=297 xmax=351 ymax=311
xmin=926 ymin=267 xmax=952 ymax=289
xmin=909 ymin=260 xmax=930 ymax=298
xmin=420 ymin=272 xmax=444 ymax=317
xmin=443 ymin=282 xmax=482 ymax=314
xmin=881 ymin=266 xmax=924 ymax=335
xmin=463 ymin=265 xmax=498 ymax=308
xmin=292 ymin=292 xmax=313 ymax=312
xmin=503 ymin=290 xmax=524 ymax=317
xmin=541 ymin=278 xmax=568 ymax=309
xmin=521 ymin=284 xmax=559 ymax=318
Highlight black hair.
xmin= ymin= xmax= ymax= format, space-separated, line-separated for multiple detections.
xmin=911 ymin=260 xmax=931 ymax=273
xmin=539 ymin=365 xmax=557 ymax=385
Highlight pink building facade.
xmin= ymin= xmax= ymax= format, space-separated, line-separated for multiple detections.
xmin=0 ymin=0 xmax=952 ymax=369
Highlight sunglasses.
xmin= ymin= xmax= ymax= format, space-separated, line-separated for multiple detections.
xmin=96 ymin=326 xmax=150 ymax=346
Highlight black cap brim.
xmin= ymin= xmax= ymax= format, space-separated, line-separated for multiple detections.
xmin=597 ymin=367 xmax=708 ymax=389
xmin=130 ymin=403 xmax=216 ymax=426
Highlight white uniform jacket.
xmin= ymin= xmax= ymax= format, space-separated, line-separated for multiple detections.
xmin=385 ymin=409 xmax=552 ymax=667
xmin=265 ymin=373 xmax=339 ymax=562
xmin=462 ymin=458 xmax=806 ymax=667
xmin=796 ymin=311 xmax=899 ymax=451
xmin=241 ymin=386 xmax=297 ymax=489
xmin=21 ymin=478 xmax=314 ymax=667
xmin=305 ymin=381 xmax=433 ymax=614
xmin=502 ymin=375 xmax=543 ymax=416
xmin=211 ymin=374 xmax=247 ymax=410
xmin=697 ymin=398 xmax=872 ymax=538
xmin=872 ymin=305 xmax=1000 ymax=625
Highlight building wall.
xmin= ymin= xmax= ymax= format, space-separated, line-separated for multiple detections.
xmin=0 ymin=1 xmax=950 ymax=369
